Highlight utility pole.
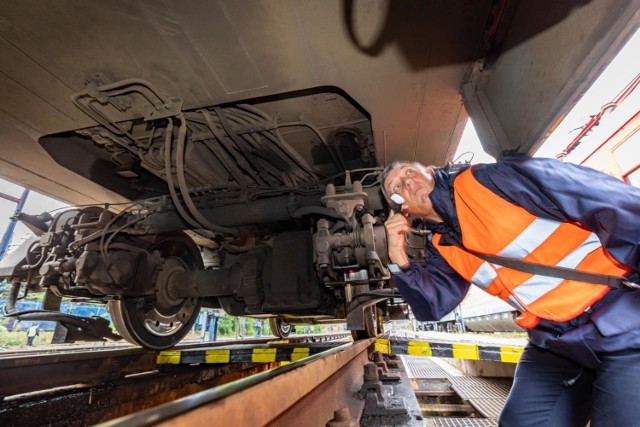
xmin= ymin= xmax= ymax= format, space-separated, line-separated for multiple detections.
xmin=0 ymin=188 xmax=29 ymax=260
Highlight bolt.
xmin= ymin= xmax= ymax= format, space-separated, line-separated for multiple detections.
xmin=363 ymin=363 xmax=379 ymax=381
xmin=326 ymin=407 xmax=356 ymax=427
xmin=333 ymin=408 xmax=351 ymax=421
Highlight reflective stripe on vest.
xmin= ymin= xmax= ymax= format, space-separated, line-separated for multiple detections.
xmin=432 ymin=168 xmax=631 ymax=326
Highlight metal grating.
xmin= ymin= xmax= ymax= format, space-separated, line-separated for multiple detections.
xmin=420 ymin=403 xmax=475 ymax=413
xmin=448 ymin=377 xmax=512 ymax=400
xmin=467 ymin=398 xmax=506 ymax=419
xmin=412 ymin=378 xmax=456 ymax=396
xmin=424 ymin=417 xmax=499 ymax=427
xmin=403 ymin=355 xmax=511 ymax=425
xmin=403 ymin=356 xmax=451 ymax=379
xmin=430 ymin=356 xmax=465 ymax=377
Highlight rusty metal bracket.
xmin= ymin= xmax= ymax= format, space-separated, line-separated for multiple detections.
xmin=346 ymin=298 xmax=385 ymax=331
xmin=357 ymin=362 xmax=408 ymax=416
xmin=72 ymin=76 xmax=184 ymax=142
xmin=3 ymin=309 xmax=122 ymax=342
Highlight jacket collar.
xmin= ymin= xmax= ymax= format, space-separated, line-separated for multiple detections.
xmin=422 ymin=164 xmax=469 ymax=240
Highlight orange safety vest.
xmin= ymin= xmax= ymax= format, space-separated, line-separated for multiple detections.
xmin=432 ymin=168 xmax=631 ymax=328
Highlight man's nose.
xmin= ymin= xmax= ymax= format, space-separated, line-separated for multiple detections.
xmin=403 ymin=177 xmax=415 ymax=188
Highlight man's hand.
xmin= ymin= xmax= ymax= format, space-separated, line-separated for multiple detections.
xmin=384 ymin=210 xmax=411 ymax=269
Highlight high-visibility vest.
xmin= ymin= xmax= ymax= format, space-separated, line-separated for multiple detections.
xmin=432 ymin=168 xmax=631 ymax=328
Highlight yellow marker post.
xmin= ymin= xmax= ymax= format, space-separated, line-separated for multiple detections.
xmin=500 ymin=346 xmax=523 ymax=363
xmin=157 ymin=351 xmax=181 ymax=364
xmin=252 ymin=348 xmax=277 ymax=363
xmin=408 ymin=341 xmax=432 ymax=357
xmin=291 ymin=347 xmax=310 ymax=362
xmin=453 ymin=343 xmax=480 ymax=360
xmin=374 ymin=338 xmax=391 ymax=354
xmin=205 ymin=349 xmax=231 ymax=363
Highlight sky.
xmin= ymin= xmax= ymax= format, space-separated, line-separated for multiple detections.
xmin=1 ymin=28 xmax=638 ymax=253
xmin=0 ymin=180 xmax=68 ymax=252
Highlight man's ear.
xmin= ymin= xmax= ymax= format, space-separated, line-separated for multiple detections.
xmin=417 ymin=164 xmax=435 ymax=181
xmin=419 ymin=166 xmax=437 ymax=193
xmin=416 ymin=163 xmax=435 ymax=180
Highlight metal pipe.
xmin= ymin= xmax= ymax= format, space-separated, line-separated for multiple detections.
xmin=0 ymin=188 xmax=29 ymax=260
xmin=200 ymin=110 xmax=251 ymax=187
xmin=149 ymin=192 xmax=321 ymax=228
xmin=163 ymin=120 xmax=201 ymax=230
xmin=224 ymin=109 xmax=301 ymax=176
xmin=214 ymin=107 xmax=267 ymax=185
xmin=1 ymin=281 xmax=21 ymax=315
xmin=175 ymin=114 xmax=240 ymax=236
xmin=276 ymin=121 xmax=346 ymax=170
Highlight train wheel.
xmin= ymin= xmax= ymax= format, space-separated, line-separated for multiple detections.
xmin=107 ymin=233 xmax=203 ymax=350
xmin=269 ymin=317 xmax=292 ymax=338
xmin=351 ymin=306 xmax=383 ymax=340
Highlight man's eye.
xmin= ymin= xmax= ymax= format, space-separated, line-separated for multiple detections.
xmin=406 ymin=169 xmax=415 ymax=177
xmin=393 ymin=183 xmax=400 ymax=192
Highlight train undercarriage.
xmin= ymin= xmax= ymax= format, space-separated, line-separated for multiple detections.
xmin=0 ymin=78 xmax=409 ymax=349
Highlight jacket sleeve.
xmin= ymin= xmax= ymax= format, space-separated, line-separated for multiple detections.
xmin=472 ymin=155 xmax=640 ymax=272
xmin=392 ymin=238 xmax=471 ymax=321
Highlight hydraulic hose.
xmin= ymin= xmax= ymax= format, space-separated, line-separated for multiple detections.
xmin=175 ymin=114 xmax=240 ymax=236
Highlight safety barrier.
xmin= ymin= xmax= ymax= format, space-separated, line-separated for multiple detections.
xmin=374 ymin=335 xmax=523 ymax=363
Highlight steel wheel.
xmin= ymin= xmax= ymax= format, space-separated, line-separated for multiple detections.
xmin=107 ymin=233 xmax=203 ymax=350
xmin=269 ymin=317 xmax=292 ymax=338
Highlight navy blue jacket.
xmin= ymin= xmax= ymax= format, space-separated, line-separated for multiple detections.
xmin=392 ymin=155 xmax=640 ymax=368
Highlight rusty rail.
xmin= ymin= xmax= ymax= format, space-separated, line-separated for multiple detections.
xmin=0 ymin=332 xmax=350 ymax=398
xmin=101 ymin=339 xmax=374 ymax=426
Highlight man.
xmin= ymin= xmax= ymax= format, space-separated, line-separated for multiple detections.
xmin=382 ymin=155 xmax=640 ymax=427
xmin=26 ymin=323 xmax=39 ymax=346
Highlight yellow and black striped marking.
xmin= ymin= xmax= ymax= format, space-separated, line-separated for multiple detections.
xmin=374 ymin=336 xmax=524 ymax=363
xmin=157 ymin=342 xmax=343 ymax=365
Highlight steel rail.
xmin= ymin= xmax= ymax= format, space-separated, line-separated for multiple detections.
xmin=0 ymin=333 xmax=350 ymax=398
xmin=100 ymin=338 xmax=374 ymax=426
xmin=0 ymin=332 xmax=350 ymax=358
xmin=0 ymin=359 xmax=278 ymax=426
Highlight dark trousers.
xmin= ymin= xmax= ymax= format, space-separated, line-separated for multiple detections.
xmin=499 ymin=344 xmax=640 ymax=427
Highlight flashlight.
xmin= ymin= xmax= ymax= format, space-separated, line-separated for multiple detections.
xmin=387 ymin=193 xmax=429 ymax=236
xmin=389 ymin=193 xmax=406 ymax=214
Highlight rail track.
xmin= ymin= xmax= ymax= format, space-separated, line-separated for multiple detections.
xmin=103 ymin=339 xmax=380 ymax=426
xmin=0 ymin=333 xmax=353 ymax=425
xmin=1 ymin=331 xmax=522 ymax=426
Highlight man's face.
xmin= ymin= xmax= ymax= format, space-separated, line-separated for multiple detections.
xmin=384 ymin=163 xmax=439 ymax=219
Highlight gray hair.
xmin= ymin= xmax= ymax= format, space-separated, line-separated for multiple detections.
xmin=379 ymin=161 xmax=430 ymax=203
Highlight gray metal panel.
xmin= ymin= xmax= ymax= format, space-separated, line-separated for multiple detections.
xmin=467 ymin=0 xmax=640 ymax=157
xmin=0 ymin=0 xmax=489 ymax=203
xmin=0 ymin=1 xmax=636 ymax=204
